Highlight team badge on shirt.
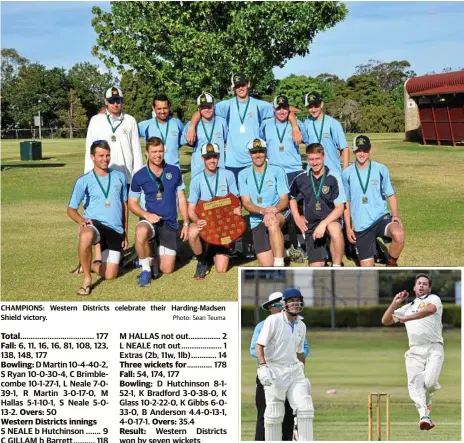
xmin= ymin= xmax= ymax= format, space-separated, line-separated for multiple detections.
xmin=166 ymin=173 xmax=172 ymax=180
xmin=372 ymin=179 xmax=378 ymax=185
xmin=323 ymin=133 xmax=329 ymax=138
xmin=122 ymin=129 xmax=128 ymax=134
xmin=418 ymin=302 xmax=426 ymax=309
xmin=220 ymin=185 xmax=226 ymax=192
xmin=322 ymin=186 xmax=330 ymax=194
xmin=215 ymin=132 xmax=222 ymax=138
xmin=248 ymin=113 xmax=254 ymax=118
xmin=267 ymin=181 xmax=274 ymax=187
xmin=114 ymin=185 xmax=120 ymax=191
xmin=171 ymin=131 xmax=178 ymax=136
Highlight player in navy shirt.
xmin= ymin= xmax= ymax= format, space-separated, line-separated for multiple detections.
xmin=187 ymin=143 xmax=241 ymax=279
xmin=342 ymin=135 xmax=405 ymax=266
xmin=68 ymin=140 xmax=128 ymax=295
xmin=289 ymin=143 xmax=346 ymax=266
xmin=129 ymin=137 xmax=190 ymax=287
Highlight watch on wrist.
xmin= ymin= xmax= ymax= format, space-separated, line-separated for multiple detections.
xmin=183 ymin=222 xmax=190 ymax=227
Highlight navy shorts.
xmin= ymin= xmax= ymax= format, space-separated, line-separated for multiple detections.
xmin=355 ymin=214 xmax=393 ymax=261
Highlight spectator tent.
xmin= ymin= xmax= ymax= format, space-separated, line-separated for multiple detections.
xmin=405 ymin=71 xmax=464 ymax=146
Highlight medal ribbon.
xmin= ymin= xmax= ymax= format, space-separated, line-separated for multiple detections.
xmin=203 ymin=171 xmax=219 ymax=199
xmin=146 ymin=165 xmax=166 ymax=192
xmin=275 ymin=119 xmax=289 ymax=144
xmin=106 ymin=113 xmax=124 ymax=134
xmin=252 ymin=162 xmax=268 ymax=198
xmin=236 ymin=98 xmax=250 ymax=125
xmin=200 ymin=118 xmax=216 ymax=144
xmin=155 ymin=118 xmax=170 ymax=145
xmin=312 ymin=114 xmax=326 ymax=143
xmin=355 ymin=161 xmax=372 ymax=195
xmin=309 ymin=168 xmax=326 ymax=201
xmin=93 ymin=170 xmax=111 ymax=201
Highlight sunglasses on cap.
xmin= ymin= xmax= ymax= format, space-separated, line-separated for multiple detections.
xmin=107 ymin=98 xmax=123 ymax=104
xmin=271 ymin=302 xmax=283 ymax=308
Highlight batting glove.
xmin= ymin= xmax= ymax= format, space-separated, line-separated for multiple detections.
xmin=257 ymin=364 xmax=275 ymax=387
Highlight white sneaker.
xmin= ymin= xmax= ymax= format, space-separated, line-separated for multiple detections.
xmin=419 ymin=416 xmax=435 ymax=431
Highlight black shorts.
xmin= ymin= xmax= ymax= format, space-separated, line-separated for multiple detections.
xmin=206 ymin=244 xmax=231 ymax=257
xmin=355 ymin=214 xmax=393 ymax=261
xmin=138 ymin=220 xmax=177 ymax=252
xmin=251 ymin=212 xmax=289 ymax=255
xmin=90 ymin=220 xmax=124 ymax=252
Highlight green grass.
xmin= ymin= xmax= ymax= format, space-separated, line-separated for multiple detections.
xmin=241 ymin=328 xmax=461 ymax=441
xmin=2 ymin=134 xmax=464 ymax=300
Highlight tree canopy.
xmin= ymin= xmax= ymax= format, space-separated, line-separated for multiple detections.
xmin=91 ymin=1 xmax=347 ymax=98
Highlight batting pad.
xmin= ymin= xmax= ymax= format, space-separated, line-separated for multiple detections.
xmin=264 ymin=401 xmax=285 ymax=424
xmin=265 ymin=423 xmax=281 ymax=441
xmin=297 ymin=416 xmax=314 ymax=441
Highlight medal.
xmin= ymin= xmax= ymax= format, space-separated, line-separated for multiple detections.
xmin=156 ymin=191 xmax=162 ymax=200
xmin=309 ymin=168 xmax=326 ymax=212
xmin=240 ymin=124 xmax=246 ymax=133
xmin=312 ymin=114 xmax=326 ymax=144
xmin=253 ymin=163 xmax=268 ymax=207
xmin=146 ymin=165 xmax=166 ymax=202
xmin=155 ymin=118 xmax=170 ymax=146
xmin=355 ymin=161 xmax=372 ymax=205
xmin=105 ymin=200 xmax=111 ymax=208
xmin=93 ymin=170 xmax=112 ymax=209
xmin=275 ymin=119 xmax=289 ymax=153
xmin=279 ymin=145 xmax=284 ymax=152
xmin=315 ymin=201 xmax=321 ymax=211
xmin=107 ymin=113 xmax=124 ymax=143
xmin=236 ymin=98 xmax=250 ymax=134
xmin=111 ymin=135 xmax=116 ymax=142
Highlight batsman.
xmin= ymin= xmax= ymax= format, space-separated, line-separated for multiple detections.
xmin=256 ymin=288 xmax=314 ymax=441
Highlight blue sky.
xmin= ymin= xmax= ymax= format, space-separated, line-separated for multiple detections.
xmin=1 ymin=1 xmax=463 ymax=79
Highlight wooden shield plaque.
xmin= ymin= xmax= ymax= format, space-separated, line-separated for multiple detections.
xmin=195 ymin=193 xmax=246 ymax=246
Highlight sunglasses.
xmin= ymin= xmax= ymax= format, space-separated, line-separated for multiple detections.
xmin=107 ymin=98 xmax=123 ymax=104
xmin=271 ymin=303 xmax=283 ymax=308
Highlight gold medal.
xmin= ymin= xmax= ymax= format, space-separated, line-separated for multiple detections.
xmin=156 ymin=191 xmax=163 ymax=200
xmin=279 ymin=145 xmax=284 ymax=152
xmin=315 ymin=201 xmax=321 ymax=211
xmin=240 ymin=124 xmax=246 ymax=133
xmin=111 ymin=135 xmax=116 ymax=142
xmin=257 ymin=196 xmax=263 ymax=204
xmin=105 ymin=200 xmax=111 ymax=208
xmin=362 ymin=196 xmax=368 ymax=204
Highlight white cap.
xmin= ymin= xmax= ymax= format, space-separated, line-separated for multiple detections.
xmin=197 ymin=93 xmax=214 ymax=106
xmin=201 ymin=143 xmax=220 ymax=157
xmin=105 ymin=86 xmax=123 ymax=99
xmin=261 ymin=292 xmax=283 ymax=311
xmin=247 ymin=138 xmax=267 ymax=152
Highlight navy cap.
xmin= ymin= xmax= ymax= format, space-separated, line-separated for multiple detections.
xmin=305 ymin=92 xmax=322 ymax=107
xmin=231 ymin=72 xmax=248 ymax=88
xmin=282 ymin=287 xmax=303 ymax=300
xmin=247 ymin=138 xmax=267 ymax=152
xmin=353 ymin=135 xmax=371 ymax=152
xmin=273 ymin=95 xmax=290 ymax=108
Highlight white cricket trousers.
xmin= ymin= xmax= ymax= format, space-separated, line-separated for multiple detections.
xmin=405 ymin=342 xmax=444 ymax=418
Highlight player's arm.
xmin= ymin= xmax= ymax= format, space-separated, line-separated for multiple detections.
xmin=128 ymin=197 xmax=162 ymax=224
xmin=288 ymin=112 xmax=302 ymax=145
xmin=255 ymin=344 xmax=266 ymax=366
xmin=84 ymin=121 xmax=94 ymax=173
xmin=290 ymin=198 xmax=308 ymax=234
xmin=387 ymin=193 xmax=402 ymax=227
xmin=313 ymin=203 xmax=344 ymax=239
xmin=250 ymin=323 xmax=263 ymax=359
xmin=342 ymin=148 xmax=350 ymax=170
xmin=381 ymin=290 xmax=409 ymax=326
xmin=67 ymin=207 xmax=87 ymax=226
xmin=177 ymin=190 xmax=190 ymax=241
xmin=297 ymin=352 xmax=305 ymax=365
xmin=185 ymin=112 xmax=201 ymax=145
xmin=399 ymin=304 xmax=437 ymax=323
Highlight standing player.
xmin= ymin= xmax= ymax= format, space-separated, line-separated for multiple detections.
xmin=186 ymin=72 xmax=302 ymax=185
xmin=128 ymin=137 xmax=190 ymax=287
xmin=182 ymin=93 xmax=228 ymax=178
xmin=342 ymin=135 xmax=405 ymax=266
xmin=68 ymin=140 xmax=128 ymax=295
xmin=256 ymin=288 xmax=314 ymax=441
xmin=238 ymin=139 xmax=289 ymax=267
xmin=303 ymin=92 xmax=349 ymax=175
xmin=289 ymin=143 xmax=346 ymax=266
xmin=138 ymin=94 xmax=184 ymax=169
xmin=381 ymin=273 xmax=444 ymax=431
xmin=187 ymin=143 xmax=240 ymax=279
xmin=250 ymin=292 xmax=310 ymax=441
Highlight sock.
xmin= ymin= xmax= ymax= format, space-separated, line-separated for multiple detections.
xmin=274 ymin=257 xmax=284 ymax=266
xmin=139 ymin=257 xmax=151 ymax=272
xmin=297 ymin=235 xmax=305 ymax=247
xmin=332 ymin=264 xmax=341 ymax=267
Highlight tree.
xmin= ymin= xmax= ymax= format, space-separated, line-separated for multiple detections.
xmin=58 ymin=89 xmax=88 ymax=138
xmin=358 ymin=105 xmax=403 ymax=133
xmin=355 ymin=59 xmax=416 ymax=93
xmin=390 ymin=84 xmax=404 ymax=111
xmin=346 ymin=74 xmax=389 ymax=107
xmin=120 ymin=71 xmax=156 ymax=122
xmin=67 ymin=62 xmax=118 ymax=119
xmin=326 ymin=97 xmax=361 ymax=133
xmin=91 ymin=2 xmax=347 ymax=99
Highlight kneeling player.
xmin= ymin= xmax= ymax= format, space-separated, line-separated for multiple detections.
xmin=187 ymin=143 xmax=241 ymax=279
xmin=238 ymin=139 xmax=289 ymax=267
xmin=289 ymin=143 xmax=345 ymax=266
xmin=67 ymin=140 xmax=128 ymax=295
xmin=342 ymin=135 xmax=405 ymax=267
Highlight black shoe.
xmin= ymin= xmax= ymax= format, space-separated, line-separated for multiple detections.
xmin=194 ymin=262 xmax=208 ymax=280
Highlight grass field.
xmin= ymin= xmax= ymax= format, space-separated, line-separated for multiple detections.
xmin=1 ymin=134 xmax=464 ymax=300
xmin=241 ymin=328 xmax=461 ymax=441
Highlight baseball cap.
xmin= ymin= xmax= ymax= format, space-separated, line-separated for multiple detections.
xmin=353 ymin=135 xmax=371 ymax=152
xmin=197 ymin=93 xmax=214 ymax=106
xmin=105 ymin=86 xmax=123 ymax=100
xmin=231 ymin=72 xmax=248 ymax=88
xmin=282 ymin=287 xmax=303 ymax=300
xmin=201 ymin=143 xmax=220 ymax=157
xmin=247 ymin=138 xmax=267 ymax=152
xmin=261 ymin=292 xmax=283 ymax=311
xmin=273 ymin=95 xmax=290 ymax=108
xmin=305 ymin=92 xmax=322 ymax=107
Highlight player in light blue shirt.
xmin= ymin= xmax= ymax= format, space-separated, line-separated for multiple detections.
xmin=303 ymin=92 xmax=349 ymax=175
xmin=184 ymin=73 xmax=303 ymax=185
xmin=181 ymin=93 xmax=228 ymax=178
xmin=68 ymin=140 xmax=128 ymax=296
xmin=187 ymin=143 xmax=241 ymax=279
xmin=342 ymin=135 xmax=405 ymax=267
xmin=138 ymin=94 xmax=184 ymax=169
xmin=238 ymin=138 xmax=289 ymax=267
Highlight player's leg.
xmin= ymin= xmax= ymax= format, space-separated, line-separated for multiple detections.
xmin=135 ymin=220 xmax=155 ymax=286
xmin=252 ymin=223 xmax=274 ymax=267
xmin=385 ymin=220 xmax=405 ymax=266
xmin=158 ymin=225 xmax=178 ymax=275
xmin=268 ymin=213 xmax=286 ymax=266
xmin=355 ymin=227 xmax=376 ymax=267
xmin=92 ymin=226 xmax=123 ymax=280
xmin=326 ymin=221 xmax=344 ymax=266
xmin=255 ymin=375 xmax=266 ymax=441
xmin=287 ymin=375 xmax=314 ymax=441
xmin=305 ymin=231 xmax=326 ymax=267
xmin=405 ymin=348 xmax=429 ymax=420
xmin=77 ymin=225 xmax=99 ymax=295
xmin=212 ymin=247 xmax=231 ymax=273
xmin=188 ymin=223 xmax=203 ymax=257
xmin=263 ymin=384 xmax=286 ymax=441
xmin=424 ymin=344 xmax=444 ymax=407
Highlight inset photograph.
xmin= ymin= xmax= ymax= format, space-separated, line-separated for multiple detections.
xmin=241 ymin=268 xmax=461 ymax=441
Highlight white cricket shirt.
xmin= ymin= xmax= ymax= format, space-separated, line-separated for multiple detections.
xmin=257 ymin=311 xmax=306 ymax=365
xmin=394 ymin=294 xmax=443 ymax=347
